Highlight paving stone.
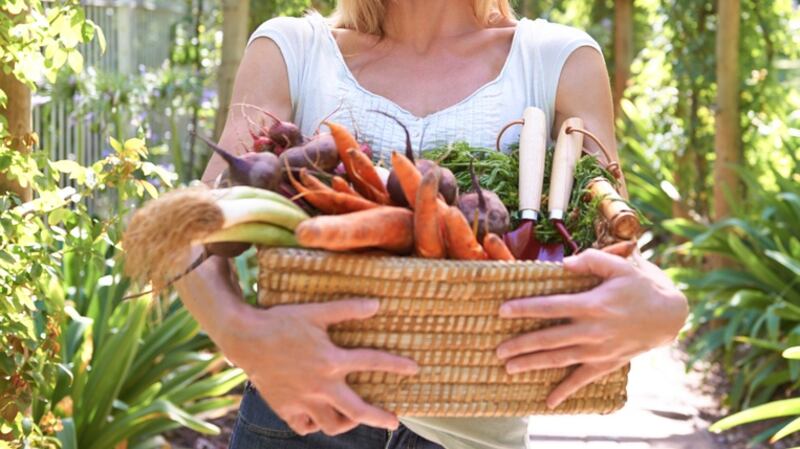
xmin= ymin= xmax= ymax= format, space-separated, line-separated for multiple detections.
xmin=527 ymin=344 xmax=719 ymax=449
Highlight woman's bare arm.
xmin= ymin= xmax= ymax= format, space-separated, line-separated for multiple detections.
xmin=202 ymin=39 xmax=293 ymax=183
xmin=552 ymin=46 xmax=627 ymax=196
xmin=174 ymin=38 xmax=418 ymax=437
xmin=497 ymin=47 xmax=687 ymax=408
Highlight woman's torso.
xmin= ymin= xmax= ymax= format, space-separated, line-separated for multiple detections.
xmin=245 ymin=13 xmax=601 ymax=449
xmin=249 ymin=13 xmax=600 ymax=162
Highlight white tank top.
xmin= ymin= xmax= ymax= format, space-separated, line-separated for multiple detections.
xmin=247 ymin=13 xmax=602 ymax=449
xmin=248 ymin=13 xmax=600 ymax=160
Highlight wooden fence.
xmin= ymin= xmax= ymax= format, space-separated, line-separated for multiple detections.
xmin=34 ymin=0 xmax=186 ymax=172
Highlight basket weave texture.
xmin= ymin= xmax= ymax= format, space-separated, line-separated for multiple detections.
xmin=257 ymin=248 xmax=629 ymax=417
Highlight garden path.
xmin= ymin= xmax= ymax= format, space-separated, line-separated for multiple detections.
xmin=527 ymin=344 xmax=719 ymax=448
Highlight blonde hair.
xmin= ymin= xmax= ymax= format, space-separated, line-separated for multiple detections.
xmin=331 ymin=0 xmax=515 ymax=36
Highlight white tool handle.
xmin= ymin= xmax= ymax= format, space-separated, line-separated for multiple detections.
xmin=549 ymin=118 xmax=584 ymax=220
xmin=518 ymin=107 xmax=547 ymax=221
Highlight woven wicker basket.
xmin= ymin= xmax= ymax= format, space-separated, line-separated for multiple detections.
xmin=257 ymin=247 xmax=629 ymax=417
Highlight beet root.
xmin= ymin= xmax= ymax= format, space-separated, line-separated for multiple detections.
xmin=457 ymin=189 xmax=510 ymax=241
xmin=269 ymin=121 xmax=303 ymax=149
xmin=279 ymin=132 xmax=340 ymax=174
xmin=196 ymin=133 xmax=282 ymax=192
xmin=437 ymin=166 xmax=459 ymax=205
xmin=387 ymin=171 xmax=408 ymax=207
xmin=416 ymin=160 xmax=459 ymax=205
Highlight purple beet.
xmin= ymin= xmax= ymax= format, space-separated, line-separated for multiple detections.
xmin=279 ymin=132 xmax=340 ymax=174
xmin=249 ymin=129 xmax=274 ymax=153
xmin=359 ymin=141 xmax=373 ymax=160
xmin=456 ymin=161 xmax=509 ymax=241
xmin=260 ymin=109 xmax=303 ymax=149
xmin=195 ymin=133 xmax=282 ymax=192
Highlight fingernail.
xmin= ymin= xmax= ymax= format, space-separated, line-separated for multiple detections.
xmin=363 ymin=300 xmax=380 ymax=313
xmin=506 ymin=363 xmax=520 ymax=375
xmin=547 ymin=399 xmax=561 ymax=410
xmin=499 ymin=304 xmax=512 ymax=317
xmin=496 ymin=347 xmax=509 ymax=359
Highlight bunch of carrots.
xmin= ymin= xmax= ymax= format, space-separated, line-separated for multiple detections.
xmin=291 ymin=121 xmax=515 ymax=262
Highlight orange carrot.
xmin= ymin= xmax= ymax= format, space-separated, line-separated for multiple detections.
xmin=323 ymin=191 xmax=381 ymax=214
xmin=347 ymin=149 xmax=390 ymax=204
xmin=299 ymin=169 xmax=333 ymax=193
xmin=331 ymin=176 xmax=358 ymax=196
xmin=483 ymin=233 xmax=515 ymax=261
xmin=287 ymin=166 xmax=376 ymax=214
xmin=391 ymin=151 xmax=423 ymax=209
xmin=443 ymin=206 xmax=487 ymax=260
xmin=324 ymin=121 xmax=359 ymax=170
xmin=313 ymin=191 xmax=379 ymax=214
xmin=295 ymin=206 xmax=414 ymax=253
xmin=414 ymin=170 xmax=446 ymax=259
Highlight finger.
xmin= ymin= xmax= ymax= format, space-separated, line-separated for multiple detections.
xmin=338 ymin=349 xmax=419 ymax=376
xmin=499 ymin=293 xmax=594 ymax=319
xmin=330 ymin=384 xmax=400 ymax=430
xmin=505 ymin=346 xmax=599 ymax=374
xmin=600 ymin=240 xmax=637 ymax=258
xmin=496 ymin=324 xmax=598 ymax=359
xmin=546 ymin=361 xmax=625 ymax=409
xmin=306 ymin=401 xmax=358 ymax=436
xmin=297 ymin=299 xmax=380 ymax=326
xmin=286 ymin=413 xmax=320 ymax=436
xmin=563 ymin=248 xmax=635 ymax=279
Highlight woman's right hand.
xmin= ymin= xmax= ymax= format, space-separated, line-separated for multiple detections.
xmin=217 ymin=297 xmax=419 ymax=436
xmin=184 ymin=36 xmax=419 ymax=437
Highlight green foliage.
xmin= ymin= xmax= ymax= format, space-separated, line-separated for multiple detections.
xmin=1 ymin=136 xmax=245 ymax=447
xmin=0 ymin=1 xmax=104 ymax=91
xmin=710 ymin=347 xmax=800 ymax=445
xmin=670 ymin=168 xmax=800 ymax=412
xmin=426 ymin=141 xmax=625 ymax=252
xmin=249 ymin=0 xmax=335 ymax=32
xmin=620 ymin=0 xmax=800 ymax=222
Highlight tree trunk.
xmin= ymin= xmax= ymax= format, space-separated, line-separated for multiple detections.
xmin=713 ymin=0 xmax=741 ymax=222
xmin=613 ymin=0 xmax=633 ymax=119
xmin=518 ymin=0 xmax=529 ymax=17
xmin=0 ymin=70 xmax=33 ymax=203
xmin=711 ymin=0 xmax=741 ymax=269
xmin=213 ymin=0 xmax=251 ymax=141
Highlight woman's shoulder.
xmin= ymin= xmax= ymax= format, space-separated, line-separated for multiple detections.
xmin=518 ymin=18 xmax=601 ymax=59
xmin=248 ymin=13 xmax=324 ymax=48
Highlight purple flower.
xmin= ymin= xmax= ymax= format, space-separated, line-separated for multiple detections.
xmin=202 ymin=88 xmax=216 ymax=103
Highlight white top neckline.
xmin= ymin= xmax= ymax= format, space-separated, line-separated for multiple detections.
xmin=315 ymin=14 xmax=529 ymax=122
xmin=247 ymin=14 xmax=601 ymax=159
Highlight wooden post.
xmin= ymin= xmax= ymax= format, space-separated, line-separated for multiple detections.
xmin=116 ymin=5 xmax=133 ymax=74
xmin=710 ymin=0 xmax=741 ymax=269
xmin=0 ymin=64 xmax=33 ymax=204
xmin=713 ymin=0 xmax=741 ymax=222
xmin=613 ymin=0 xmax=634 ymax=119
xmin=213 ymin=0 xmax=251 ymax=141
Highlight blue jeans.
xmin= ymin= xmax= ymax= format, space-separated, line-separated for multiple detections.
xmin=229 ymin=383 xmax=445 ymax=449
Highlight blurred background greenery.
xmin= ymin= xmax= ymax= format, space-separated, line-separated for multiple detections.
xmin=1 ymin=0 xmax=799 ymax=447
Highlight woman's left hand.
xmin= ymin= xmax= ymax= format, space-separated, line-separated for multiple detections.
xmin=496 ymin=249 xmax=688 ymax=409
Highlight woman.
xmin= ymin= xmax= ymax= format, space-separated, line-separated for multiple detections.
xmin=175 ymin=0 xmax=688 ymax=448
